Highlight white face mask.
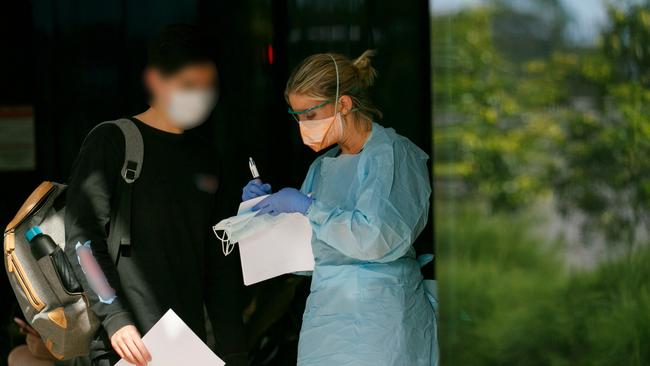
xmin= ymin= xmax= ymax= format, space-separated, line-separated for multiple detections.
xmin=213 ymin=206 xmax=283 ymax=256
xmin=167 ymin=89 xmax=216 ymax=130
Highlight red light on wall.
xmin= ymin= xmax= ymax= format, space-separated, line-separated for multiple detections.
xmin=267 ymin=44 xmax=274 ymax=65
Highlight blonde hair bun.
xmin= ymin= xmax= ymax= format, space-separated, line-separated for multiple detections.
xmin=352 ymin=50 xmax=378 ymax=88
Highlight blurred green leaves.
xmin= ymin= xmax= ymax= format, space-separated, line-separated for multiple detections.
xmin=433 ymin=2 xmax=650 ymax=247
xmin=434 ymin=2 xmax=650 ymax=364
xmin=437 ymin=203 xmax=650 ymax=365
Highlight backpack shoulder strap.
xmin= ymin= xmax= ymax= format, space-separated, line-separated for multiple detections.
xmin=88 ymin=119 xmax=144 ymax=183
xmin=88 ymin=118 xmax=144 ymax=263
xmin=112 ymin=118 xmax=144 ymax=183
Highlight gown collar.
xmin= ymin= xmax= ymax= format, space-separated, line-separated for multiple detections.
xmin=333 ymin=122 xmax=377 ymax=157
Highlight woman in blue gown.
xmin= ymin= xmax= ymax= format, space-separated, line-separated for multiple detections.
xmin=243 ymin=50 xmax=438 ymax=366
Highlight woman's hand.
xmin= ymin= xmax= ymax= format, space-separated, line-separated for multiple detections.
xmin=252 ymin=188 xmax=313 ymax=216
xmin=242 ymin=179 xmax=272 ymax=201
xmin=110 ymin=325 xmax=151 ymax=366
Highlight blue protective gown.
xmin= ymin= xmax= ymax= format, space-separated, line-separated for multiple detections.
xmin=298 ymin=123 xmax=438 ymax=366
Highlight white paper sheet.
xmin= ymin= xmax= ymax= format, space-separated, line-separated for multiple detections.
xmin=237 ymin=196 xmax=315 ymax=285
xmin=115 ymin=309 xmax=225 ymax=366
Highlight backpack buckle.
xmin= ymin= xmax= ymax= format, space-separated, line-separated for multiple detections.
xmin=123 ymin=161 xmax=138 ymax=183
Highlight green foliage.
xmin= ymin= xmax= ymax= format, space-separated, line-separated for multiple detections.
xmin=437 ymin=202 xmax=571 ymax=365
xmin=433 ymin=6 xmax=559 ymax=210
xmin=566 ymin=248 xmax=650 ymax=365
xmin=437 ymin=203 xmax=650 ymax=365
xmin=433 ymin=2 xmax=650 ymax=246
xmin=551 ymin=2 xmax=650 ymax=247
xmin=603 ymin=3 xmax=650 ymax=86
xmin=434 ymin=3 xmax=650 ymax=364
xmin=553 ymin=82 xmax=650 ymax=247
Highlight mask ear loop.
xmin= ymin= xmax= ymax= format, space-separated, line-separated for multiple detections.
xmin=328 ymin=54 xmax=340 ymax=114
xmin=324 ymin=53 xmax=344 ymax=150
xmin=213 ymin=224 xmax=235 ymax=256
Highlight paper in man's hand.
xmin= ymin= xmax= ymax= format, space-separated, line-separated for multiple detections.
xmin=115 ymin=309 xmax=225 ymax=366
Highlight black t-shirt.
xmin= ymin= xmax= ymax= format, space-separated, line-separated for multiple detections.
xmin=64 ymin=118 xmax=246 ymax=363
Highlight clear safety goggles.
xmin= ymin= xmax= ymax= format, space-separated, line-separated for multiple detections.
xmin=287 ymin=100 xmax=332 ymax=122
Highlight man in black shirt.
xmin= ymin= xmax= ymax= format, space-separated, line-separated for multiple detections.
xmin=64 ymin=25 xmax=247 ymax=366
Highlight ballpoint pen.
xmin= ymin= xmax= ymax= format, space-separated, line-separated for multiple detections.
xmin=249 ymin=157 xmax=260 ymax=179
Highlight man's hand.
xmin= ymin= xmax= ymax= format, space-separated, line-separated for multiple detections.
xmin=14 ymin=317 xmax=38 ymax=337
xmin=14 ymin=318 xmax=56 ymax=360
xmin=25 ymin=333 xmax=56 ymax=360
xmin=110 ymin=325 xmax=152 ymax=366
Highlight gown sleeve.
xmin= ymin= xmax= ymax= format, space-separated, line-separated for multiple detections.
xmin=306 ymin=140 xmax=431 ymax=263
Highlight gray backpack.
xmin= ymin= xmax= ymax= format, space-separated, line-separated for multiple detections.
xmin=3 ymin=119 xmax=143 ymax=360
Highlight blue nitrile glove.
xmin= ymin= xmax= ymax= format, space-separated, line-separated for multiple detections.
xmin=242 ymin=179 xmax=272 ymax=201
xmin=252 ymin=188 xmax=313 ymax=216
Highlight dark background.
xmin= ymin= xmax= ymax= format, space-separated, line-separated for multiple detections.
xmin=0 ymin=1 xmax=432 ymax=364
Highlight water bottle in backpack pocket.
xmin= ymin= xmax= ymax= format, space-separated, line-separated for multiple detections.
xmin=4 ymin=182 xmax=100 ymax=360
